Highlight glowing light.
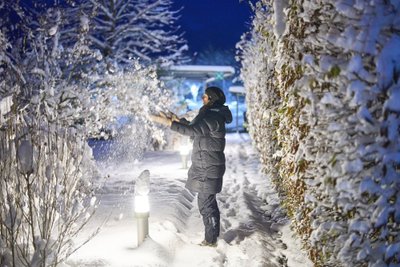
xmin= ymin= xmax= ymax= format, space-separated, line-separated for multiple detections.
xmin=179 ymin=145 xmax=191 ymax=156
xmin=134 ymin=195 xmax=149 ymax=213
xmin=190 ymin=84 xmax=199 ymax=100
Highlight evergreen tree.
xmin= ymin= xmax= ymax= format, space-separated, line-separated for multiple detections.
xmin=65 ymin=0 xmax=188 ymax=68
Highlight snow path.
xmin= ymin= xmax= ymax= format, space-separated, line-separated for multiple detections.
xmin=66 ymin=133 xmax=312 ymax=267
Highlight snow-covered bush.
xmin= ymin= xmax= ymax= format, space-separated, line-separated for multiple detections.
xmin=0 ymin=105 xmax=98 ymax=267
xmin=240 ymin=0 xmax=400 ymax=266
xmin=0 ymin=2 xmax=170 ymax=266
xmin=90 ymin=63 xmax=172 ymax=161
xmin=0 ymin=5 xmax=103 ymax=265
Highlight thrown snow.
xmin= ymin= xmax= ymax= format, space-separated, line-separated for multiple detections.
xmin=66 ymin=133 xmax=312 ymax=267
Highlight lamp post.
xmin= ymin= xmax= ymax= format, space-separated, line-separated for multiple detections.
xmin=179 ymin=144 xmax=191 ymax=169
xmin=134 ymin=170 xmax=150 ymax=246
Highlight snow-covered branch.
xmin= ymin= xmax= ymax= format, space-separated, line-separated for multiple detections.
xmin=69 ymin=0 xmax=188 ymax=67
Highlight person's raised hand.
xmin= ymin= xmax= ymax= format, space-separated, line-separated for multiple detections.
xmin=149 ymin=113 xmax=172 ymax=126
xmin=159 ymin=111 xmax=180 ymax=122
xmin=166 ymin=111 xmax=180 ymax=122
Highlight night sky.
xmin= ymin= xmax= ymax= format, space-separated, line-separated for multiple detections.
xmin=171 ymin=0 xmax=255 ymax=56
xmin=1 ymin=0 xmax=255 ymax=65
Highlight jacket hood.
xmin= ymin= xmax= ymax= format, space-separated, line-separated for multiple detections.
xmin=206 ymin=86 xmax=226 ymax=105
xmin=209 ymin=105 xmax=232 ymax=124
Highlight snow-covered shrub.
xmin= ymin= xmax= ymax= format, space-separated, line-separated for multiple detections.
xmin=0 ymin=6 xmax=103 ymax=265
xmin=240 ymin=0 xmax=400 ymax=266
xmin=0 ymin=107 xmax=98 ymax=267
xmin=90 ymin=63 xmax=172 ymax=161
xmin=0 ymin=2 xmax=170 ymax=265
xmin=0 ymin=39 xmax=97 ymax=267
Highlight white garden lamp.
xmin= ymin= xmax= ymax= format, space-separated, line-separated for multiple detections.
xmin=134 ymin=170 xmax=150 ymax=246
xmin=179 ymin=144 xmax=191 ymax=169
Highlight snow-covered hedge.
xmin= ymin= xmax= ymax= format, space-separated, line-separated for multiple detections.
xmin=237 ymin=1 xmax=282 ymax=190
xmin=240 ymin=1 xmax=400 ymax=266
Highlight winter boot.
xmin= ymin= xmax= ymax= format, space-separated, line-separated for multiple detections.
xmin=199 ymin=240 xmax=217 ymax=247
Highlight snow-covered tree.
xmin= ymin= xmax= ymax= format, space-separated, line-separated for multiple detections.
xmin=240 ymin=0 xmax=400 ymax=266
xmin=65 ymin=0 xmax=188 ymax=68
xmin=58 ymin=0 xmax=179 ymax=159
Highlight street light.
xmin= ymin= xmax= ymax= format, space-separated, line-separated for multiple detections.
xmin=134 ymin=170 xmax=150 ymax=246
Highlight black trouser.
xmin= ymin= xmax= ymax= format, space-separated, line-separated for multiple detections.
xmin=197 ymin=193 xmax=220 ymax=243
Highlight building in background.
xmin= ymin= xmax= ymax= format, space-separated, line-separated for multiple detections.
xmin=158 ymin=65 xmax=246 ymax=132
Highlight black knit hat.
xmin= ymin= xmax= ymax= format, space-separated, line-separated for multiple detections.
xmin=205 ymin=86 xmax=226 ymax=105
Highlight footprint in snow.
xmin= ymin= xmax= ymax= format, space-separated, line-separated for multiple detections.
xmin=222 ymin=218 xmax=232 ymax=229
xmin=228 ymin=195 xmax=238 ymax=203
xmin=226 ymin=208 xmax=236 ymax=217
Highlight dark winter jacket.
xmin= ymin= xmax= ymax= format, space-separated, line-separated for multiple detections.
xmin=171 ymin=104 xmax=232 ymax=194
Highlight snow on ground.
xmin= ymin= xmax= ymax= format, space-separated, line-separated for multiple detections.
xmin=66 ymin=133 xmax=312 ymax=267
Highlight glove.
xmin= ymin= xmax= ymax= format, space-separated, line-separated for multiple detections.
xmin=169 ymin=112 xmax=180 ymax=122
xmin=149 ymin=113 xmax=172 ymax=126
xmin=160 ymin=111 xmax=180 ymax=122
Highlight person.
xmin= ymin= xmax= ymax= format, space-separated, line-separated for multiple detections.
xmin=150 ymin=86 xmax=232 ymax=247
